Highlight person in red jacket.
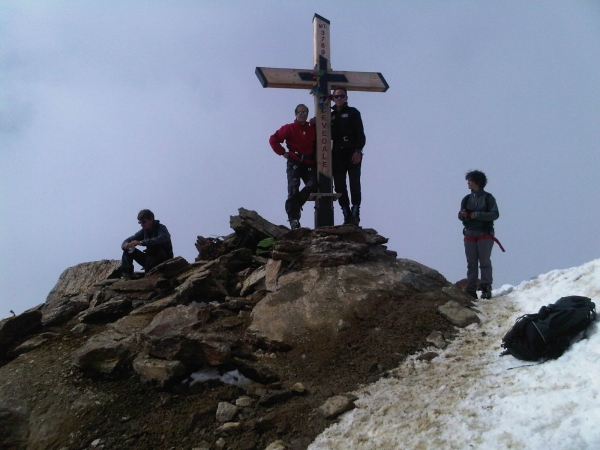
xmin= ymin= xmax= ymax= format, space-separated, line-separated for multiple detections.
xmin=269 ymin=104 xmax=317 ymax=229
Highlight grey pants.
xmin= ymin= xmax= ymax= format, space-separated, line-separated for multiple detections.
xmin=463 ymin=229 xmax=494 ymax=289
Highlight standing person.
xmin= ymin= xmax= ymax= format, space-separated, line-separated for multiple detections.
xmin=120 ymin=209 xmax=173 ymax=279
xmin=459 ymin=170 xmax=500 ymax=299
xmin=331 ymin=87 xmax=366 ymax=225
xmin=269 ymin=104 xmax=317 ymax=229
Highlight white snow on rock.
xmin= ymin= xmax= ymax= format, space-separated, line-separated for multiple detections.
xmin=310 ymin=259 xmax=600 ymax=450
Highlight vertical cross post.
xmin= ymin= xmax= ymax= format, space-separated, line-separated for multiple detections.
xmin=312 ymin=16 xmax=334 ymax=226
xmin=256 ymin=14 xmax=389 ymax=228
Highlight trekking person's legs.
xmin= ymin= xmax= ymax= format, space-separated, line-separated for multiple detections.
xmin=464 ymin=239 xmax=479 ymax=295
xmin=333 ymin=149 xmax=352 ymax=223
xmin=298 ymin=164 xmax=318 ymax=208
xmin=121 ymin=248 xmax=146 ymax=277
xmin=332 ymin=152 xmax=349 ymax=208
xmin=347 ymin=159 xmax=362 ymax=224
xmin=477 ymin=238 xmax=494 ymax=285
xmin=285 ymin=159 xmax=302 ymax=224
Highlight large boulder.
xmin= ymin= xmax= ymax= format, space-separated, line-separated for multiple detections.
xmin=248 ymin=258 xmax=449 ymax=350
xmin=42 ymin=260 xmax=121 ymax=326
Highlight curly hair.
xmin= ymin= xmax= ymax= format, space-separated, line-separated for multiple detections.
xmin=465 ymin=170 xmax=488 ymax=189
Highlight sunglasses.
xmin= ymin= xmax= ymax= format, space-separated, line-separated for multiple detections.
xmin=333 ymin=94 xmax=346 ymax=99
xmin=138 ymin=220 xmax=150 ymax=224
xmin=296 ymin=111 xmax=309 ymax=115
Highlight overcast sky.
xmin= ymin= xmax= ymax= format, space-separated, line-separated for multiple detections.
xmin=1 ymin=1 xmax=599 ymax=315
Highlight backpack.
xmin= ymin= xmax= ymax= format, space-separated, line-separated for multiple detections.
xmin=500 ymin=296 xmax=596 ymax=361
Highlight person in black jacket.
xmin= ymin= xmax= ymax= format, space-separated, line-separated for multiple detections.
xmin=331 ymin=87 xmax=366 ymax=225
xmin=120 ymin=209 xmax=173 ymax=279
xmin=458 ymin=170 xmax=500 ymax=299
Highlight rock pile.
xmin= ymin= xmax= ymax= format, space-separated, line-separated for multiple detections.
xmin=0 ymin=208 xmax=480 ymax=450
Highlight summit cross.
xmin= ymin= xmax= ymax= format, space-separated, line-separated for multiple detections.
xmin=256 ymin=14 xmax=388 ymax=228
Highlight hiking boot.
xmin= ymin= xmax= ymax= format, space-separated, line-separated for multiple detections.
xmin=341 ymin=206 xmax=352 ymax=225
xmin=289 ymin=219 xmax=301 ymax=230
xmin=465 ymin=288 xmax=478 ymax=299
xmin=350 ymin=205 xmax=360 ymax=226
xmin=480 ymin=284 xmax=492 ymax=299
xmin=121 ymin=272 xmax=132 ymax=280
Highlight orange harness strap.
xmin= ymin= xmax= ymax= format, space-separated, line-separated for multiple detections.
xmin=464 ymin=234 xmax=506 ymax=252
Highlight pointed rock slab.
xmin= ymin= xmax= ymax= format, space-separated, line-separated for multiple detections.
xmin=8 ymin=332 xmax=60 ymax=357
xmin=71 ymin=330 xmax=135 ymax=377
xmin=144 ymin=256 xmax=190 ymax=279
xmin=42 ymin=260 xmax=121 ymax=326
xmin=265 ymin=259 xmax=282 ymax=292
xmin=42 ymin=293 xmax=90 ymax=327
xmin=240 ymin=266 xmax=266 ymax=296
xmin=140 ymin=304 xmax=231 ymax=366
xmin=248 ymin=259 xmax=448 ymax=350
xmin=230 ymin=208 xmax=288 ymax=239
xmin=129 ymin=293 xmax=178 ymax=316
xmin=77 ymin=297 xmax=132 ymax=324
xmin=45 ymin=259 xmax=121 ymax=300
xmin=437 ymin=300 xmax=481 ymax=328
xmin=110 ymin=276 xmax=172 ymax=293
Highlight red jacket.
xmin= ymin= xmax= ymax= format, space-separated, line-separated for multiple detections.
xmin=269 ymin=120 xmax=316 ymax=164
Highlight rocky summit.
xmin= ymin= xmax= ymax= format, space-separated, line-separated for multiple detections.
xmin=0 ymin=208 xmax=478 ymax=450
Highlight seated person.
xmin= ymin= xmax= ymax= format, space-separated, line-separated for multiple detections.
xmin=120 ymin=209 xmax=173 ymax=279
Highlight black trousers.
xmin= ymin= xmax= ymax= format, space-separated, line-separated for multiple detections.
xmin=121 ymin=247 xmax=169 ymax=274
xmin=285 ymin=158 xmax=318 ymax=221
xmin=332 ymin=148 xmax=361 ymax=209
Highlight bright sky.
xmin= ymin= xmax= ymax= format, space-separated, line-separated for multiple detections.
xmin=2 ymin=1 xmax=599 ymax=315
xmin=310 ymin=258 xmax=600 ymax=449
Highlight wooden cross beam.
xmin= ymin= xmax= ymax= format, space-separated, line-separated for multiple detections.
xmin=256 ymin=14 xmax=389 ymax=228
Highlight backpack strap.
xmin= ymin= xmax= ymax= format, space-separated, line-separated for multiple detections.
xmin=461 ymin=194 xmax=469 ymax=211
